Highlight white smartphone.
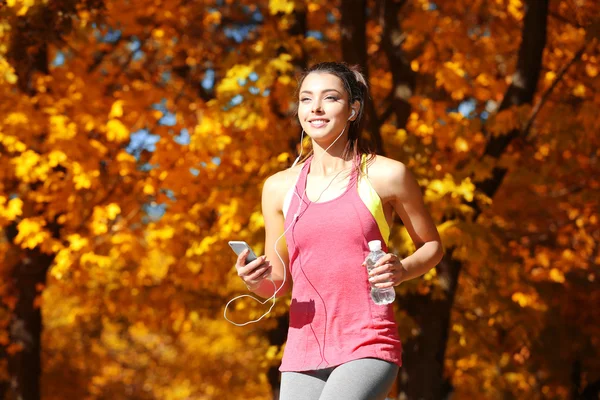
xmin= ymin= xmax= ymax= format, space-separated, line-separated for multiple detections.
xmin=228 ymin=241 xmax=258 ymax=265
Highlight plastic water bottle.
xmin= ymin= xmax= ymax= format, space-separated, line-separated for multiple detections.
xmin=364 ymin=240 xmax=396 ymax=305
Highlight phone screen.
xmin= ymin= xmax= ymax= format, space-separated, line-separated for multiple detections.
xmin=228 ymin=241 xmax=258 ymax=264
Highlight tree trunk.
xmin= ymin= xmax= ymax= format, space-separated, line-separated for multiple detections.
xmin=4 ymin=9 xmax=55 ymax=400
xmin=379 ymin=0 xmax=415 ymax=130
xmin=340 ymin=0 xmax=385 ymax=154
xmin=397 ymin=1 xmax=549 ymax=399
xmin=4 ymin=224 xmax=54 ymax=400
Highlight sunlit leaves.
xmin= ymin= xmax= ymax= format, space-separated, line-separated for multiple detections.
xmin=269 ymin=0 xmax=296 ymax=15
xmin=0 ymin=0 xmax=598 ymax=399
xmin=14 ymin=217 xmax=51 ymax=250
xmin=0 ymin=196 xmax=23 ymax=225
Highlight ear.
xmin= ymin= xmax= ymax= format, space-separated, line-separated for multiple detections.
xmin=349 ymin=100 xmax=360 ymax=121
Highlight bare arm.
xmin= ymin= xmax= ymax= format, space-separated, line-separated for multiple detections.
xmin=368 ymin=158 xmax=444 ymax=287
xmin=235 ymin=173 xmax=292 ymax=298
xmin=390 ymin=163 xmax=443 ymax=282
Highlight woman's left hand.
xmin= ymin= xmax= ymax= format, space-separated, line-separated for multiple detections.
xmin=364 ymin=253 xmax=407 ymax=288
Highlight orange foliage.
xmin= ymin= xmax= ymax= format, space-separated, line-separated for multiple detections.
xmin=0 ymin=0 xmax=599 ymax=399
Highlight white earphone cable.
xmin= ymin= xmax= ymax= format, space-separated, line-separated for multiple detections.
xmin=224 ymin=117 xmax=352 ymax=327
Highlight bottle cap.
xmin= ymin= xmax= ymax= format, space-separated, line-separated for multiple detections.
xmin=368 ymin=240 xmax=382 ymax=251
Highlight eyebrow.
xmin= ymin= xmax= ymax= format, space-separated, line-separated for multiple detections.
xmin=299 ymin=89 xmax=342 ymax=95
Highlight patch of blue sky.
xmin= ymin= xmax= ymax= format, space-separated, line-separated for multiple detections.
xmin=249 ymin=72 xmax=258 ymax=82
xmin=103 ymin=28 xmax=122 ymax=43
xmin=238 ymin=77 xmax=247 ymax=86
xmin=468 ymin=26 xmax=491 ymax=38
xmin=127 ymin=129 xmax=160 ymax=158
xmin=152 ymin=99 xmax=168 ymax=112
xmin=252 ymin=9 xmax=264 ymax=23
xmin=202 ymin=68 xmax=215 ymax=90
xmin=159 ymin=112 xmax=177 ymax=127
xmin=327 ymin=12 xmax=336 ymax=24
xmin=307 ymin=31 xmax=324 ymax=40
xmin=161 ymin=71 xmax=171 ymax=84
xmin=212 ymin=157 xmax=221 ymax=166
xmin=139 ymin=163 xmax=157 ymax=172
xmin=224 ymin=25 xmax=256 ymax=43
xmin=162 ymin=188 xmax=176 ymax=201
xmin=190 ymin=167 xmax=200 ymax=176
xmin=249 ymin=86 xmax=260 ymax=95
xmin=52 ymin=51 xmax=65 ymax=67
xmin=428 ymin=2 xmax=438 ymax=10
xmin=128 ymin=37 xmax=141 ymax=52
xmin=128 ymin=37 xmax=144 ymax=61
xmin=144 ymin=202 xmax=166 ymax=222
xmin=174 ymin=128 xmax=190 ymax=145
xmin=262 ymin=88 xmax=271 ymax=97
xmin=93 ymin=24 xmax=120 ymax=43
xmin=458 ymin=98 xmax=477 ymax=117
xmin=229 ymin=94 xmax=244 ymax=108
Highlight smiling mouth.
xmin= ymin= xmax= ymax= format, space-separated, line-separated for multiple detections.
xmin=309 ymin=119 xmax=329 ymax=127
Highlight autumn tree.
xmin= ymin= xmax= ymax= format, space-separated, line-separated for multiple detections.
xmin=1 ymin=0 xmax=599 ymax=399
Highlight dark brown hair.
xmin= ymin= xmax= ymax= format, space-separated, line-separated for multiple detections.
xmin=295 ymin=62 xmax=374 ymax=166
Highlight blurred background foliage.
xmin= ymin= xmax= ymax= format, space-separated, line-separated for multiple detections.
xmin=0 ymin=0 xmax=599 ymax=399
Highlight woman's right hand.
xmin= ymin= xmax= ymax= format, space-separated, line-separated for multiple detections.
xmin=236 ymin=249 xmax=272 ymax=290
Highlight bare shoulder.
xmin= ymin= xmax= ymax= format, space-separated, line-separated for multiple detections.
xmin=262 ymin=163 xmax=304 ymax=211
xmin=368 ymin=155 xmax=411 ymax=186
xmin=367 ymin=155 xmax=419 ymax=201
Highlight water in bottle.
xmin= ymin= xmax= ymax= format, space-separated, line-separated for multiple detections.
xmin=364 ymin=240 xmax=396 ymax=305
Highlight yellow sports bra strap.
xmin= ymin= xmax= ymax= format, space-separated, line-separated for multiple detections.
xmin=358 ymin=154 xmax=390 ymax=245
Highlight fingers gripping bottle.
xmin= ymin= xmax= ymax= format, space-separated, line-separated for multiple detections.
xmin=365 ymin=240 xmax=396 ymax=305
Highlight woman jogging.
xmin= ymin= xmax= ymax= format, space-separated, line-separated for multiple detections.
xmin=235 ymin=62 xmax=444 ymax=400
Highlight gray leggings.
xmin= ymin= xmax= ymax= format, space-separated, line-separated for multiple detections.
xmin=279 ymin=358 xmax=398 ymax=400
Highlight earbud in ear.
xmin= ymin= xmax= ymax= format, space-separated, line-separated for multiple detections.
xmin=349 ymin=109 xmax=356 ymax=120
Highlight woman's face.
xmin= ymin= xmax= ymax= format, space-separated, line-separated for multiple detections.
xmin=297 ymin=72 xmax=353 ymax=143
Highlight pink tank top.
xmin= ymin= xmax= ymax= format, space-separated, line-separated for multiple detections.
xmin=280 ymin=154 xmax=402 ymax=372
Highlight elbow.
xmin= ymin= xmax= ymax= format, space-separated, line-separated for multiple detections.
xmin=434 ymin=239 xmax=445 ymax=265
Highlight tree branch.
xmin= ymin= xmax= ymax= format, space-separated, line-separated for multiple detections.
xmin=523 ymin=41 xmax=588 ymax=139
xmin=477 ymin=0 xmax=549 ymax=200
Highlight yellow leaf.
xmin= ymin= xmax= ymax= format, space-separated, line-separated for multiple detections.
xmin=454 ymin=137 xmax=469 ymax=152
xmin=47 ymin=150 xmax=67 ymax=167
xmin=0 ymin=197 xmax=23 ymax=221
xmin=4 ymin=112 xmax=28 ymax=125
xmin=106 ymin=203 xmax=121 ymax=220
xmin=109 ymin=100 xmax=124 ymax=118
xmin=269 ymin=0 xmax=295 ymax=15
xmin=572 ymin=83 xmax=586 ymax=98
xmin=549 ymin=268 xmax=565 ymax=283
xmin=106 ymin=119 xmax=129 ymax=142
xmin=14 ymin=218 xmax=50 ymax=249
xmin=536 ymin=252 xmax=550 ymax=268
xmin=67 ymin=234 xmax=89 ymax=251
xmin=0 ymin=58 xmax=18 ymax=84
xmin=49 ymin=115 xmax=77 ymax=141
xmin=143 ymin=183 xmax=155 ymax=195
xmin=152 ymin=28 xmax=165 ymax=39
xmin=512 ymin=292 xmax=529 ymax=307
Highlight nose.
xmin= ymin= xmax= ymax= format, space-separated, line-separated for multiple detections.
xmin=311 ymin=99 xmax=323 ymax=114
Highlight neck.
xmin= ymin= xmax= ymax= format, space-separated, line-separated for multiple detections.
xmin=310 ymin=136 xmax=352 ymax=176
